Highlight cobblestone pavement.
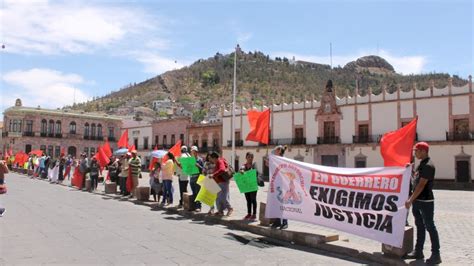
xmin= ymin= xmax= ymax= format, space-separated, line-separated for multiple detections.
xmin=0 ymin=173 xmax=371 ymax=265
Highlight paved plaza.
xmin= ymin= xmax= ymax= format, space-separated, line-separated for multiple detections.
xmin=1 ymin=172 xmax=473 ymax=265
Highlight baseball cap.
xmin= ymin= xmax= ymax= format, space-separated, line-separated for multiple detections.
xmin=131 ymin=150 xmax=138 ymax=154
xmin=191 ymin=146 xmax=198 ymax=152
xmin=181 ymin=146 xmax=188 ymax=152
xmin=414 ymin=142 xmax=429 ymax=152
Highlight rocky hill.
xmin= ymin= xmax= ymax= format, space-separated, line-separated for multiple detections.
xmin=69 ymin=50 xmax=468 ymax=115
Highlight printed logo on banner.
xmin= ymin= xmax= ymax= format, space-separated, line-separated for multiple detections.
xmin=271 ymin=163 xmax=307 ymax=205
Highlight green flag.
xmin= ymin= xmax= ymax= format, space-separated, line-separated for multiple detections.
xmin=179 ymin=157 xmax=200 ymax=175
xmin=234 ymin=169 xmax=258 ymax=193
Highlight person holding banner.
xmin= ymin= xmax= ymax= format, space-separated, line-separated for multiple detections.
xmin=204 ymin=153 xmax=216 ymax=215
xmin=269 ymin=145 xmax=289 ymax=230
xmin=161 ymin=152 xmax=176 ymax=206
xmin=189 ymin=146 xmax=204 ymax=212
xmin=240 ymin=152 xmax=258 ymax=221
xmin=404 ymin=142 xmax=441 ymax=264
xmin=176 ymin=146 xmax=191 ymax=208
xmin=209 ymin=152 xmax=233 ymax=216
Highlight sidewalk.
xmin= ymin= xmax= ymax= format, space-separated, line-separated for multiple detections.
xmin=18 ymin=168 xmax=474 ymax=265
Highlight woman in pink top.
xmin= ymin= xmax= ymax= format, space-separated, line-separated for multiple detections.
xmin=161 ymin=152 xmax=175 ymax=206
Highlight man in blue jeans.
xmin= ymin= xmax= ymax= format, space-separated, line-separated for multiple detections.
xmin=404 ymin=142 xmax=441 ymax=264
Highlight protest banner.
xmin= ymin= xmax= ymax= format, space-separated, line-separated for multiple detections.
xmin=195 ymin=187 xmax=217 ymax=206
xmin=197 ymin=174 xmax=206 ymax=185
xmin=265 ymin=154 xmax=410 ymax=247
xmin=234 ymin=169 xmax=258 ymax=193
xmin=179 ymin=157 xmax=200 ymax=175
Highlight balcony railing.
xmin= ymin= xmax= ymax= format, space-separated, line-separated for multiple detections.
xmin=48 ymin=133 xmax=54 ymax=137
xmin=446 ymin=131 xmax=474 ymax=141
xmin=227 ymin=140 xmax=244 ymax=147
xmin=40 ymin=132 xmax=47 ymax=137
xmin=352 ymin=135 xmax=382 ymax=144
xmin=97 ymin=136 xmax=104 ymax=141
xmin=84 ymin=135 xmax=90 ymax=140
xmin=55 ymin=133 xmax=62 ymax=138
xmin=317 ymin=136 xmax=340 ymax=144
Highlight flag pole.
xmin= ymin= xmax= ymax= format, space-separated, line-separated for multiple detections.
xmin=231 ymin=44 xmax=239 ymax=167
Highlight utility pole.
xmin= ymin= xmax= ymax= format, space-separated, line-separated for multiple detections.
xmin=231 ymin=44 xmax=240 ymax=167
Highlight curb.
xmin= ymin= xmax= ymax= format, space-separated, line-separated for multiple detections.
xmin=13 ymin=171 xmax=409 ymax=265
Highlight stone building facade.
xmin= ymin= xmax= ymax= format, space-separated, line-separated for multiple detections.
xmin=221 ymin=76 xmax=473 ymax=186
xmin=187 ymin=122 xmax=222 ymax=154
xmin=151 ymin=117 xmax=191 ymax=149
xmin=2 ymin=99 xmax=122 ymax=158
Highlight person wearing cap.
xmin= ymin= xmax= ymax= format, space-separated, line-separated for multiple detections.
xmin=404 ymin=142 xmax=441 ymax=264
xmin=175 ymin=146 xmax=191 ymax=208
xmin=128 ymin=150 xmax=142 ymax=198
xmin=189 ymin=146 xmax=204 ymax=212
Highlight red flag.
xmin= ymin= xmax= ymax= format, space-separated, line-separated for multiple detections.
xmin=103 ymin=140 xmax=112 ymax=158
xmin=60 ymin=147 xmax=65 ymax=156
xmin=96 ymin=146 xmax=110 ymax=168
xmin=72 ymin=167 xmax=84 ymax=189
xmin=162 ymin=140 xmax=182 ymax=163
xmin=245 ymin=109 xmax=271 ymax=144
xmin=148 ymin=146 xmax=159 ymax=171
xmin=117 ymin=129 xmax=129 ymax=148
xmin=380 ymin=117 xmax=418 ymax=167
xmin=128 ymin=144 xmax=136 ymax=152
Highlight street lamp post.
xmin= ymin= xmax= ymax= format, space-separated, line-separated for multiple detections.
xmin=231 ymin=44 xmax=240 ymax=168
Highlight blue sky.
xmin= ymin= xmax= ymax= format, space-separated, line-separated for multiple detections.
xmin=0 ymin=0 xmax=472 ymax=115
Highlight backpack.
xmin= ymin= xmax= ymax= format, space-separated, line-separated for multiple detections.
xmin=220 ymin=158 xmax=234 ymax=181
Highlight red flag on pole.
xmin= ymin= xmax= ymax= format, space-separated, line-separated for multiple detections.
xmin=96 ymin=146 xmax=110 ymax=168
xmin=162 ymin=140 xmax=182 ymax=163
xmin=117 ymin=129 xmax=129 ymax=148
xmin=103 ymin=140 xmax=113 ymax=158
xmin=380 ymin=117 xmax=418 ymax=167
xmin=245 ymin=109 xmax=271 ymax=144
xmin=60 ymin=147 xmax=65 ymax=156
xmin=149 ymin=146 xmax=159 ymax=171
xmin=126 ymin=167 xmax=133 ymax=193
xmin=128 ymin=144 xmax=136 ymax=152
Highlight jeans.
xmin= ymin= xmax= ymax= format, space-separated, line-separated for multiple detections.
xmin=245 ymin=191 xmax=257 ymax=215
xmin=216 ymin=181 xmax=231 ymax=212
xmin=412 ymin=200 xmax=440 ymax=254
xmin=178 ymin=179 xmax=189 ymax=205
xmin=90 ymin=174 xmax=98 ymax=191
xmin=119 ymin=175 xmax=128 ymax=195
xmin=162 ymin=180 xmax=173 ymax=204
xmin=189 ymin=175 xmax=201 ymax=209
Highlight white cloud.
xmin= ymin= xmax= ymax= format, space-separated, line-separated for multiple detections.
xmin=131 ymin=51 xmax=190 ymax=75
xmin=273 ymin=49 xmax=427 ymax=74
xmin=1 ymin=68 xmax=90 ymax=110
xmin=0 ymin=0 xmax=157 ymax=54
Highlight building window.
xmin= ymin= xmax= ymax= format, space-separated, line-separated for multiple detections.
xmin=163 ymin=135 xmax=167 ymax=145
xmin=294 ymin=127 xmax=304 ymax=144
xmin=212 ymin=138 xmax=219 ymax=148
xmin=40 ymin=145 xmax=46 ymax=153
xmin=91 ymin=123 xmax=96 ymax=137
xmin=25 ymin=120 xmax=33 ymax=133
xmin=454 ymin=119 xmax=469 ymax=139
xmin=55 ymin=121 xmax=61 ymax=135
xmin=90 ymin=147 xmax=95 ymax=156
xmin=134 ymin=138 xmax=138 ymax=149
xmin=47 ymin=145 xmax=54 ymax=157
xmin=143 ymin=137 xmax=149 ymax=150
xmin=84 ymin=147 xmax=89 ymax=156
xmin=25 ymin=144 xmax=32 ymax=154
xmin=202 ymin=139 xmax=208 ymax=148
xmin=69 ymin=122 xmax=76 ymax=134
xmin=358 ymin=124 xmax=369 ymax=142
xmin=193 ymin=139 xmax=199 ymax=146
xmin=180 ymin=134 xmax=184 ymax=142
xmin=84 ymin=123 xmax=90 ymax=137
xmin=171 ymin=134 xmax=175 ymax=145
xmin=55 ymin=146 xmax=61 ymax=158
xmin=48 ymin=120 xmax=55 ymax=135
xmin=355 ymin=158 xmax=367 ymax=168
xmin=323 ymin=121 xmax=335 ymax=138
xmin=108 ymin=127 xmax=114 ymax=137
xmin=97 ymin=124 xmax=102 ymax=137
xmin=41 ymin=119 xmax=47 ymax=135
xmin=235 ymin=131 xmax=241 ymax=141
xmin=10 ymin=119 xmax=22 ymax=132
xmin=154 ymin=135 xmax=159 ymax=146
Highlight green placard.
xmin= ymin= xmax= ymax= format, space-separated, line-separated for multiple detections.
xmin=234 ymin=169 xmax=258 ymax=193
xmin=179 ymin=157 xmax=200 ymax=175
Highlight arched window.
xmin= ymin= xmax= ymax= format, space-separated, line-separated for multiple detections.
xmin=97 ymin=124 xmax=102 ymax=137
xmin=41 ymin=119 xmax=47 ymax=135
xmin=69 ymin=121 xmax=76 ymax=134
xmin=84 ymin=123 xmax=90 ymax=137
xmin=55 ymin=120 xmax=61 ymax=135
xmin=48 ymin=119 xmax=55 ymax=136
xmin=91 ymin=123 xmax=96 ymax=137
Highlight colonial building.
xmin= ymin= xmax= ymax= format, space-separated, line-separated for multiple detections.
xmin=121 ymin=119 xmax=153 ymax=168
xmin=187 ymin=121 xmax=222 ymax=154
xmin=221 ymin=76 xmax=473 ymax=186
xmin=1 ymin=99 xmax=122 ymax=158
xmin=151 ymin=117 xmax=190 ymax=149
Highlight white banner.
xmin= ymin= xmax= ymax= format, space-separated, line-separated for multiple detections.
xmin=265 ymin=155 xmax=410 ymax=247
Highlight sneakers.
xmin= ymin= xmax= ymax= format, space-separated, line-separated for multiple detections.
xmin=243 ymin=214 xmax=251 ymax=220
xmin=270 ymin=222 xmax=280 ymax=229
xmin=214 ymin=211 xmax=224 ymax=216
xmin=426 ymin=253 xmax=442 ymax=265
xmin=403 ymin=250 xmax=424 ymax=260
xmin=279 ymin=223 xmax=288 ymax=230
xmin=177 ymin=204 xmax=183 ymax=209
xmin=194 ymin=208 xmax=201 ymax=212
xmin=250 ymin=214 xmax=257 ymax=221
xmin=226 ymin=208 xmax=234 ymax=217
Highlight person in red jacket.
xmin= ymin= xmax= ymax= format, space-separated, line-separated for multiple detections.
xmin=209 ymin=152 xmax=233 ymax=216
